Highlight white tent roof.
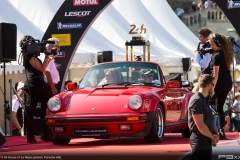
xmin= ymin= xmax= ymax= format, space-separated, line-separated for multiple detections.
xmin=1 ymin=0 xmax=199 ymax=75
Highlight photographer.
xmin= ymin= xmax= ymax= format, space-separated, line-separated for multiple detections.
xmin=20 ymin=35 xmax=54 ymax=143
xmin=209 ymin=33 xmax=234 ymax=139
xmin=195 ymin=28 xmax=213 ymax=75
xmin=41 ymin=38 xmax=60 ymax=96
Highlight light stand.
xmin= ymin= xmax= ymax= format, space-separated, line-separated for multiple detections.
xmin=0 ymin=60 xmax=10 ymax=135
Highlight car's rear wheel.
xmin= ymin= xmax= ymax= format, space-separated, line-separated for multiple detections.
xmin=144 ymin=105 xmax=165 ymax=143
xmin=180 ymin=129 xmax=191 ymax=138
xmin=51 ymin=138 xmax=71 ymax=145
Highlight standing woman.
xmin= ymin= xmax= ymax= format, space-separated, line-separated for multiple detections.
xmin=20 ymin=35 xmax=54 ymax=143
xmin=209 ymin=33 xmax=234 ymax=139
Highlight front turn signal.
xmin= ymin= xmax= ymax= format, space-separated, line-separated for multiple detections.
xmin=47 ymin=119 xmax=55 ymax=123
xmin=127 ymin=117 xmax=139 ymax=121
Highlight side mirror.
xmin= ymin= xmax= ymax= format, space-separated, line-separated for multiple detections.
xmin=166 ymin=80 xmax=180 ymax=89
xmin=67 ymin=82 xmax=77 ymax=91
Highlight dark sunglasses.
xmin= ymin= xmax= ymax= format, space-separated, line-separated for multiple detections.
xmin=53 ymin=45 xmax=60 ymax=48
xmin=144 ymin=74 xmax=153 ymax=78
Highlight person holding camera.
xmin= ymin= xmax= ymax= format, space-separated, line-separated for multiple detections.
xmin=195 ymin=28 xmax=213 ymax=75
xmin=21 ymin=35 xmax=54 ymax=143
xmin=209 ymin=33 xmax=234 ymax=139
xmin=42 ymin=38 xmax=60 ymax=96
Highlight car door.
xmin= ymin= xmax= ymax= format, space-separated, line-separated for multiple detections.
xmin=165 ymin=87 xmax=185 ymax=124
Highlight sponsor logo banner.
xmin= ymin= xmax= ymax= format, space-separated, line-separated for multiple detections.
xmin=65 ymin=11 xmax=91 ymax=18
xmin=56 ymin=51 xmax=66 ymax=58
xmin=52 ymin=34 xmax=71 ymax=46
xmin=73 ymin=0 xmax=99 ymax=6
xmin=57 ymin=22 xmax=82 ymax=30
xmin=42 ymin=0 xmax=112 ymax=92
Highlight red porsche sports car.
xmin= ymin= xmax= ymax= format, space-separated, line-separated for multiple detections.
xmin=46 ymin=61 xmax=193 ymax=145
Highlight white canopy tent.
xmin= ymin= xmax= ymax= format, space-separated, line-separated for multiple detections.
xmin=0 ymin=0 xmax=200 ymax=75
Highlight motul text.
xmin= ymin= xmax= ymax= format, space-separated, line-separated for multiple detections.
xmin=73 ymin=0 xmax=99 ymax=6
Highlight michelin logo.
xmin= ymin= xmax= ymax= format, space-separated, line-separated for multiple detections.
xmin=57 ymin=22 xmax=82 ymax=30
xmin=228 ymin=0 xmax=240 ymax=9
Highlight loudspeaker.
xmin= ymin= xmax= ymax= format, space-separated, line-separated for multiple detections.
xmin=97 ymin=51 xmax=113 ymax=63
xmin=182 ymin=58 xmax=191 ymax=72
xmin=0 ymin=23 xmax=17 ymax=61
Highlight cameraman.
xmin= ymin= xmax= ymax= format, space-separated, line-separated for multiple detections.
xmin=195 ymin=28 xmax=212 ymax=75
xmin=40 ymin=38 xmax=60 ymax=96
xmin=21 ymin=35 xmax=54 ymax=143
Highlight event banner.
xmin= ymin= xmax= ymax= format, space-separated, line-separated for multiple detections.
xmin=42 ymin=0 xmax=113 ymax=92
xmin=215 ymin=0 xmax=240 ymax=35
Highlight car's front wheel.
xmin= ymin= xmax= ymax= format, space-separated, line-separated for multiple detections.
xmin=52 ymin=138 xmax=71 ymax=145
xmin=144 ymin=105 xmax=165 ymax=143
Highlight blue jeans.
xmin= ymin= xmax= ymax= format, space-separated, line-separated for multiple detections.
xmin=213 ymin=116 xmax=220 ymax=130
xmin=232 ymin=118 xmax=240 ymax=131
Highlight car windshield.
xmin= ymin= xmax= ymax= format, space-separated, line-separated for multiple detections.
xmin=79 ymin=62 xmax=162 ymax=88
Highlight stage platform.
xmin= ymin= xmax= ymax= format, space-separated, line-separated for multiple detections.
xmin=0 ymin=133 xmax=239 ymax=160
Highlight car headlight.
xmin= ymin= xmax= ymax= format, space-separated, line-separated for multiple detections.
xmin=48 ymin=97 xmax=61 ymax=112
xmin=128 ymin=95 xmax=142 ymax=110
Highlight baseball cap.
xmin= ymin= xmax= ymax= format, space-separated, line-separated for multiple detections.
xmin=140 ymin=69 xmax=154 ymax=76
xmin=17 ymin=82 xmax=24 ymax=91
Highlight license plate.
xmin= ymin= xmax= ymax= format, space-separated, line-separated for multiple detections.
xmin=73 ymin=127 xmax=108 ymax=137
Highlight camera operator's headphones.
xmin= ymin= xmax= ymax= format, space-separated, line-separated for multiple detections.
xmin=19 ymin=35 xmax=34 ymax=49
xmin=210 ymin=33 xmax=221 ymax=47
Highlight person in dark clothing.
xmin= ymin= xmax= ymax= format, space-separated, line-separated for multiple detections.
xmin=188 ymin=74 xmax=219 ymax=160
xmin=195 ymin=28 xmax=212 ymax=75
xmin=20 ymin=35 xmax=55 ymax=143
xmin=209 ymin=33 xmax=234 ymax=139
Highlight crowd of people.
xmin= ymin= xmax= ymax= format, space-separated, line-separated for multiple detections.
xmin=176 ymin=0 xmax=218 ymax=19
xmin=186 ymin=28 xmax=240 ymax=159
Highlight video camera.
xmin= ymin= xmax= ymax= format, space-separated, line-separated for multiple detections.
xmin=199 ymin=48 xmax=214 ymax=55
xmin=197 ymin=41 xmax=214 ymax=55
xmin=20 ymin=35 xmax=57 ymax=56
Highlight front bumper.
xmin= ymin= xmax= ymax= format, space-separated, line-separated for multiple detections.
xmin=46 ymin=112 xmax=155 ymax=138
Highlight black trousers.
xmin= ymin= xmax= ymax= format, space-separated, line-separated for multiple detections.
xmin=24 ymin=84 xmax=51 ymax=138
xmin=190 ymin=132 xmax=212 ymax=160
xmin=211 ymin=75 xmax=232 ymax=129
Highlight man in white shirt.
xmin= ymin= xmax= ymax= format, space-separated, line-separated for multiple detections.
xmin=204 ymin=0 xmax=213 ymax=9
xmin=40 ymin=38 xmax=60 ymax=95
xmin=195 ymin=28 xmax=212 ymax=75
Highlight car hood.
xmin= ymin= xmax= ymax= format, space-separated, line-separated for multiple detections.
xmin=66 ymin=86 xmax=158 ymax=114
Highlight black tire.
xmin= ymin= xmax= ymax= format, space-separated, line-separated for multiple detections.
xmin=144 ymin=105 xmax=165 ymax=143
xmin=180 ymin=129 xmax=191 ymax=138
xmin=51 ymin=138 xmax=71 ymax=145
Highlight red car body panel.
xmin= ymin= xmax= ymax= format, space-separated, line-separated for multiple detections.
xmin=46 ymin=61 xmax=193 ymax=140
